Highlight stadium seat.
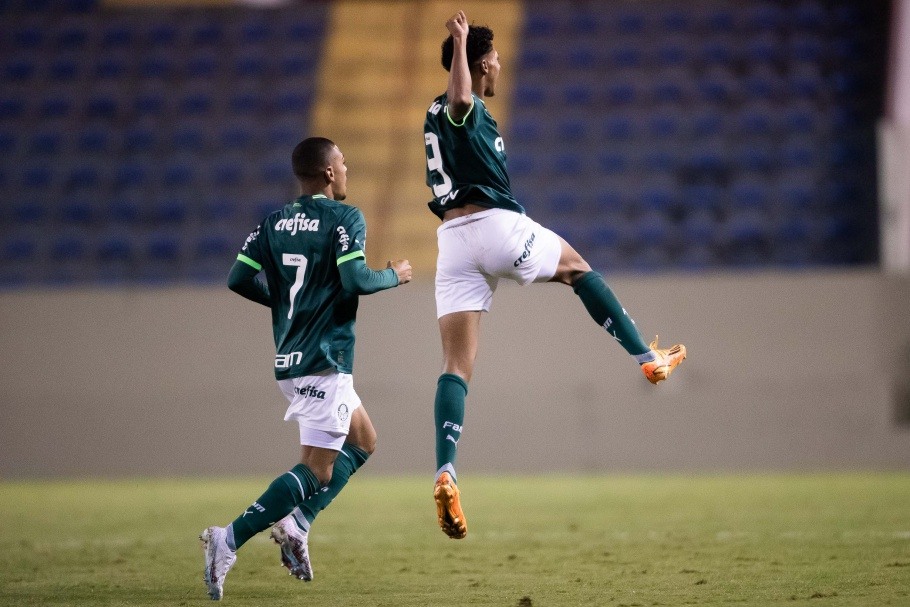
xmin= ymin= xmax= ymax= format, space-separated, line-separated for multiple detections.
xmin=170 ymin=121 xmax=209 ymax=153
xmin=59 ymin=197 xmax=101 ymax=224
xmin=2 ymin=234 xmax=39 ymax=263
xmin=233 ymin=52 xmax=269 ymax=79
xmin=28 ymin=130 xmax=62 ymax=156
xmin=0 ymin=128 xmax=16 ymax=154
xmin=76 ymin=124 xmax=112 ymax=155
xmin=0 ymin=96 xmax=26 ymax=121
xmin=66 ymin=163 xmax=104 ymax=191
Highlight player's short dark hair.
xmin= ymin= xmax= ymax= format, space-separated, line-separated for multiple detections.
xmin=292 ymin=137 xmax=336 ymax=179
xmin=441 ymin=24 xmax=494 ymax=72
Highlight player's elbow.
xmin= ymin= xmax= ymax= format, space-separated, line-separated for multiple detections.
xmin=227 ymin=273 xmax=244 ymax=293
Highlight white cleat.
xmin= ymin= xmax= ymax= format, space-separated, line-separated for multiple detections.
xmin=270 ymin=516 xmax=313 ymax=581
xmin=200 ymin=526 xmax=236 ymax=600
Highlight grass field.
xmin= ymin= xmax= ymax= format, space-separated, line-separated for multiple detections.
xmin=0 ymin=474 xmax=908 ymax=606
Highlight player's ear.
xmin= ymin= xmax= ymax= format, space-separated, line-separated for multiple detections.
xmin=324 ymin=165 xmax=335 ymax=183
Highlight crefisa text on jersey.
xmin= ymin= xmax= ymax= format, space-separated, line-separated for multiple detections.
xmin=274 ymin=213 xmax=320 ymax=236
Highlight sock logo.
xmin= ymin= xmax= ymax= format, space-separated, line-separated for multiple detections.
xmin=243 ymin=502 xmax=266 ymax=517
xmin=442 ymin=421 xmax=463 ymax=433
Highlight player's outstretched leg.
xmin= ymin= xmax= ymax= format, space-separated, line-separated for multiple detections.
xmin=434 ymin=471 xmax=467 ymax=539
xmin=572 ymin=271 xmax=687 ymax=384
xmin=271 ymin=515 xmax=313 ymax=581
xmin=640 ymin=336 xmax=687 ymax=384
xmin=200 ymin=526 xmax=237 ymax=601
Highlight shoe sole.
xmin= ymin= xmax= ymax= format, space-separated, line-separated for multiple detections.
xmin=434 ymin=482 xmax=467 ymax=539
xmin=270 ymin=526 xmax=313 ymax=581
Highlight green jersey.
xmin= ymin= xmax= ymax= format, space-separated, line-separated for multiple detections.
xmin=236 ymin=194 xmax=369 ymax=380
xmin=424 ymin=92 xmax=525 ymax=219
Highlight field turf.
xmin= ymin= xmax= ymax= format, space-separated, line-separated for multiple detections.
xmin=0 ymin=474 xmax=908 ymax=606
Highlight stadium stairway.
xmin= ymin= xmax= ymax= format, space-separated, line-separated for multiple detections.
xmin=311 ymin=0 xmax=523 ymax=274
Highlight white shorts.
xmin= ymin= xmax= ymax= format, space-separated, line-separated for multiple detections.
xmin=277 ymin=370 xmax=362 ymax=451
xmin=435 ymin=208 xmax=563 ymax=318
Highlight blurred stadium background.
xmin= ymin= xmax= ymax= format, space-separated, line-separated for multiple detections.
xmin=0 ymin=0 xmax=909 ymax=477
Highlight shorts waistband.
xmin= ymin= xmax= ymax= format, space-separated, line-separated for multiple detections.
xmin=437 ymin=208 xmax=514 ymax=235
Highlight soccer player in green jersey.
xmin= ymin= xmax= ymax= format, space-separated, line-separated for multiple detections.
xmin=425 ymin=11 xmax=687 ymax=539
xmin=200 ymin=137 xmax=412 ymax=600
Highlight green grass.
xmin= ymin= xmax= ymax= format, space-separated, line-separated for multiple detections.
xmin=0 ymin=474 xmax=908 ymax=606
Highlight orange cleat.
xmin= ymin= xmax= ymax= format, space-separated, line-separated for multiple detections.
xmin=434 ymin=472 xmax=467 ymax=539
xmin=641 ymin=336 xmax=687 ymax=385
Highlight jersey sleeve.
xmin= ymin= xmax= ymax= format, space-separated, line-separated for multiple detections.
xmin=236 ymin=224 xmax=264 ymax=272
xmin=444 ymin=93 xmax=482 ymax=135
xmin=335 ymin=207 xmax=367 ymax=266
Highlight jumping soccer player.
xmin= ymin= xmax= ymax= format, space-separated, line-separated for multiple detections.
xmin=200 ymin=137 xmax=412 ymax=600
xmin=425 ymin=11 xmax=687 ymax=539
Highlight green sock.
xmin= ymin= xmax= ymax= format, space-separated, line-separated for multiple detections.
xmin=227 ymin=463 xmax=320 ymax=550
xmin=294 ymin=444 xmax=370 ymax=527
xmin=573 ymin=271 xmax=652 ymax=357
xmin=435 ymin=373 xmax=468 ymax=482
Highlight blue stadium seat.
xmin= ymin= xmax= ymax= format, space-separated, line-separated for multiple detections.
xmin=59 ymin=196 xmax=101 ymax=224
xmin=601 ymin=115 xmax=636 ymax=141
xmin=76 ymin=124 xmax=112 ymax=154
xmin=639 ymin=180 xmax=678 ymax=212
xmin=97 ymin=233 xmax=134 ymax=261
xmin=743 ymin=3 xmax=786 ymax=30
xmin=66 ymin=163 xmax=104 ymax=191
xmin=171 ymin=121 xmax=208 ymax=152
xmin=234 ymin=52 xmax=269 ymax=79
xmin=134 ymin=88 xmax=167 ymax=118
xmin=699 ymin=37 xmax=736 ymax=65
xmin=49 ymin=231 xmax=90 ymax=261
xmin=114 ymin=160 xmax=150 ymax=190
xmin=47 ymin=55 xmax=80 ymax=82
xmin=519 ymin=46 xmax=552 ymax=70
xmin=260 ymin=153 xmax=291 ymax=184
xmin=139 ymin=54 xmax=176 ymax=80
xmin=556 ymin=115 xmax=587 ymax=140
xmin=524 ymin=13 xmax=557 ymax=36
xmin=513 ymin=83 xmax=547 ymax=107
xmin=179 ymin=89 xmax=214 ymax=116
xmin=94 ymin=54 xmax=128 ymax=80
xmin=780 ymin=136 xmax=817 ymax=169
xmin=789 ymin=63 xmax=824 ymax=98
xmin=219 ymin=123 xmax=256 ymax=151
xmin=278 ymin=53 xmax=318 ymax=78
xmin=2 ymin=234 xmax=39 ymax=263
xmin=734 ymin=140 xmax=775 ymax=173
xmin=210 ymin=157 xmax=248 ymax=187
xmin=561 ymin=81 xmax=597 ymax=107
xmin=189 ymin=22 xmax=223 ymax=47
xmin=2 ymin=56 xmax=36 ymax=83
xmin=730 ymin=178 xmax=770 ymax=211
xmin=265 ymin=119 xmax=306 ymax=150
xmin=84 ymin=90 xmax=120 ymax=119
xmin=185 ymin=52 xmax=220 ymax=80
xmin=195 ymin=234 xmax=233 ymax=260
xmin=12 ymin=26 xmax=44 ymax=49
xmin=108 ymin=193 xmax=143 ymax=222
xmin=148 ymin=195 xmax=191 ymax=224
xmin=53 ymin=26 xmax=89 ymax=51
xmin=654 ymin=38 xmax=690 ymax=66
xmin=100 ymin=22 xmax=134 ymax=49
xmin=275 ymin=90 xmax=311 ymax=115
xmin=508 ymin=116 xmax=544 ymax=144
xmin=161 ymin=159 xmax=196 ymax=189
xmin=603 ymin=80 xmax=639 ymax=106
xmin=640 ymin=147 xmax=679 ymax=174
xmin=145 ymin=232 xmax=182 ymax=262
xmin=229 ymin=89 xmax=264 ymax=115
xmin=28 ymin=130 xmax=63 ymax=156
xmin=0 ymin=128 xmax=16 ymax=154
xmin=0 ymin=96 xmax=26 ymax=121
xmin=122 ymin=122 xmax=158 ymax=152
xmin=596 ymin=151 xmax=631 ymax=175
xmin=793 ymin=0 xmax=827 ymax=30
xmin=238 ymin=19 xmax=274 ymax=46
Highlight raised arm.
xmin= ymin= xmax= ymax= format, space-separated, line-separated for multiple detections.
xmin=445 ymin=10 xmax=473 ymax=122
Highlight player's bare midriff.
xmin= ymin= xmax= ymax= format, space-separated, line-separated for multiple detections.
xmin=441 ymin=203 xmax=488 ymax=223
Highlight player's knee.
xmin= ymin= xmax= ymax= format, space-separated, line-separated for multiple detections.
xmin=314 ymin=466 xmax=333 ymax=486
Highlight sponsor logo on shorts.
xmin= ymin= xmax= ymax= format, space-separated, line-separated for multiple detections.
xmin=295 ymin=385 xmax=326 ymax=399
xmin=275 ymin=213 xmax=320 ymax=235
xmin=337 ymin=403 xmax=349 ymax=422
xmin=513 ymin=232 xmax=536 ymax=267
